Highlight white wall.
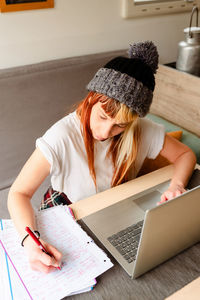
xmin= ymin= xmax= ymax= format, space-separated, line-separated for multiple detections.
xmin=0 ymin=0 xmax=189 ymax=69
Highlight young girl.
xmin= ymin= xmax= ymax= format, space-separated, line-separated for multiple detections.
xmin=7 ymin=41 xmax=196 ymax=274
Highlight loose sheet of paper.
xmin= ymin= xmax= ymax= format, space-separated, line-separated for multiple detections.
xmin=0 ymin=206 xmax=113 ymax=300
xmin=0 ymin=236 xmax=10 ymax=300
xmin=0 ymin=219 xmax=29 ymax=300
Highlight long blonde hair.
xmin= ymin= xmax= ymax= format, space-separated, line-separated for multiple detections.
xmin=76 ymin=91 xmax=140 ymax=187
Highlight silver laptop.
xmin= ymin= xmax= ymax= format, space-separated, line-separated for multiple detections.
xmin=82 ymin=181 xmax=200 ymax=278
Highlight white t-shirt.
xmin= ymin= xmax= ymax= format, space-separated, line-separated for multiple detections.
xmin=36 ymin=111 xmax=165 ymax=203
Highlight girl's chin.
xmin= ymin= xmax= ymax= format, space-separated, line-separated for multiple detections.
xmin=93 ymin=135 xmax=106 ymax=141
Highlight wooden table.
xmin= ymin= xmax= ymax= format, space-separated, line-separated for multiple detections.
xmin=66 ymin=165 xmax=200 ymax=300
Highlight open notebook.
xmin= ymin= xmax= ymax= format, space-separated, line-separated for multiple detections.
xmin=0 ymin=205 xmax=113 ymax=300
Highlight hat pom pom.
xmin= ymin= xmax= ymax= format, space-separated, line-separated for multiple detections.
xmin=128 ymin=41 xmax=159 ymax=74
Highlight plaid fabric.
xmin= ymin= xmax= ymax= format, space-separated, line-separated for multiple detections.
xmin=40 ymin=186 xmax=72 ymax=211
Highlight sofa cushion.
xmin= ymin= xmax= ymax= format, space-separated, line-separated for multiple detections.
xmin=147 ymin=114 xmax=200 ymax=164
xmin=0 ymin=177 xmax=50 ymax=219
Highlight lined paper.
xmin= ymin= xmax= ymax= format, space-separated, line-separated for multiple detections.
xmin=0 ymin=206 xmax=113 ymax=300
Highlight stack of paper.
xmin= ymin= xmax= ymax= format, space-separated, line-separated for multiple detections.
xmin=0 ymin=205 xmax=113 ymax=299
xmin=0 ymin=219 xmax=29 ymax=299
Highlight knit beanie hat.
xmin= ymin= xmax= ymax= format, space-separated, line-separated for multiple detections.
xmin=87 ymin=41 xmax=159 ymax=117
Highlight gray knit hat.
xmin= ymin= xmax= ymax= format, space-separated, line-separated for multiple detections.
xmin=87 ymin=41 xmax=159 ymax=117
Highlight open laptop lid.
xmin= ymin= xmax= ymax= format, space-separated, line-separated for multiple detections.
xmin=133 ymin=185 xmax=200 ymax=278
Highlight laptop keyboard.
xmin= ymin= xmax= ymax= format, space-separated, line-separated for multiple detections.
xmin=107 ymin=220 xmax=143 ymax=263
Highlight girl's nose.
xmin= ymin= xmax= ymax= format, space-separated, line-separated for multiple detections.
xmin=101 ymin=124 xmax=112 ymax=139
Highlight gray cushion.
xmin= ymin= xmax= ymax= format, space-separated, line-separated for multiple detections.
xmin=147 ymin=113 xmax=200 ymax=164
xmin=0 ymin=177 xmax=50 ymax=219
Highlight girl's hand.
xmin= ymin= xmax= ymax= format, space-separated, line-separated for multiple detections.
xmin=157 ymin=183 xmax=186 ymax=205
xmin=23 ymin=237 xmax=62 ymax=273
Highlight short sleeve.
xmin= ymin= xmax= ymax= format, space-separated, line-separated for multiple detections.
xmin=36 ymin=137 xmax=61 ymax=175
xmin=35 ymin=119 xmax=67 ymax=176
xmin=145 ymin=119 xmax=165 ymax=159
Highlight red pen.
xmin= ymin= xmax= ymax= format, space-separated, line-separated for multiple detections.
xmin=25 ymin=226 xmax=61 ymax=270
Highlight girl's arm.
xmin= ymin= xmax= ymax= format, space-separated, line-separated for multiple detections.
xmin=8 ymin=148 xmax=62 ymax=273
xmin=157 ymin=134 xmax=197 ymax=204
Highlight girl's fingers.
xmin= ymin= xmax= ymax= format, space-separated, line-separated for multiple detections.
xmin=158 ymin=188 xmax=186 ymax=205
xmin=26 ymin=240 xmax=62 ymax=271
xmin=45 ymin=243 xmax=62 ymax=264
xmin=157 ymin=192 xmax=170 ymax=205
xmin=39 ymin=250 xmax=60 ymax=268
xmin=30 ymin=259 xmax=57 ymax=274
xmin=175 ymin=190 xmax=182 ymax=197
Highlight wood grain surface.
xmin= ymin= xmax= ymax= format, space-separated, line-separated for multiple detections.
xmin=151 ymin=65 xmax=200 ymax=137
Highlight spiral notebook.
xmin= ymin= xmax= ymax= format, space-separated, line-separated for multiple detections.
xmin=0 ymin=205 xmax=113 ymax=300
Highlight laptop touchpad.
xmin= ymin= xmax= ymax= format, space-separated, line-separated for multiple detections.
xmin=134 ymin=190 xmax=162 ymax=211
